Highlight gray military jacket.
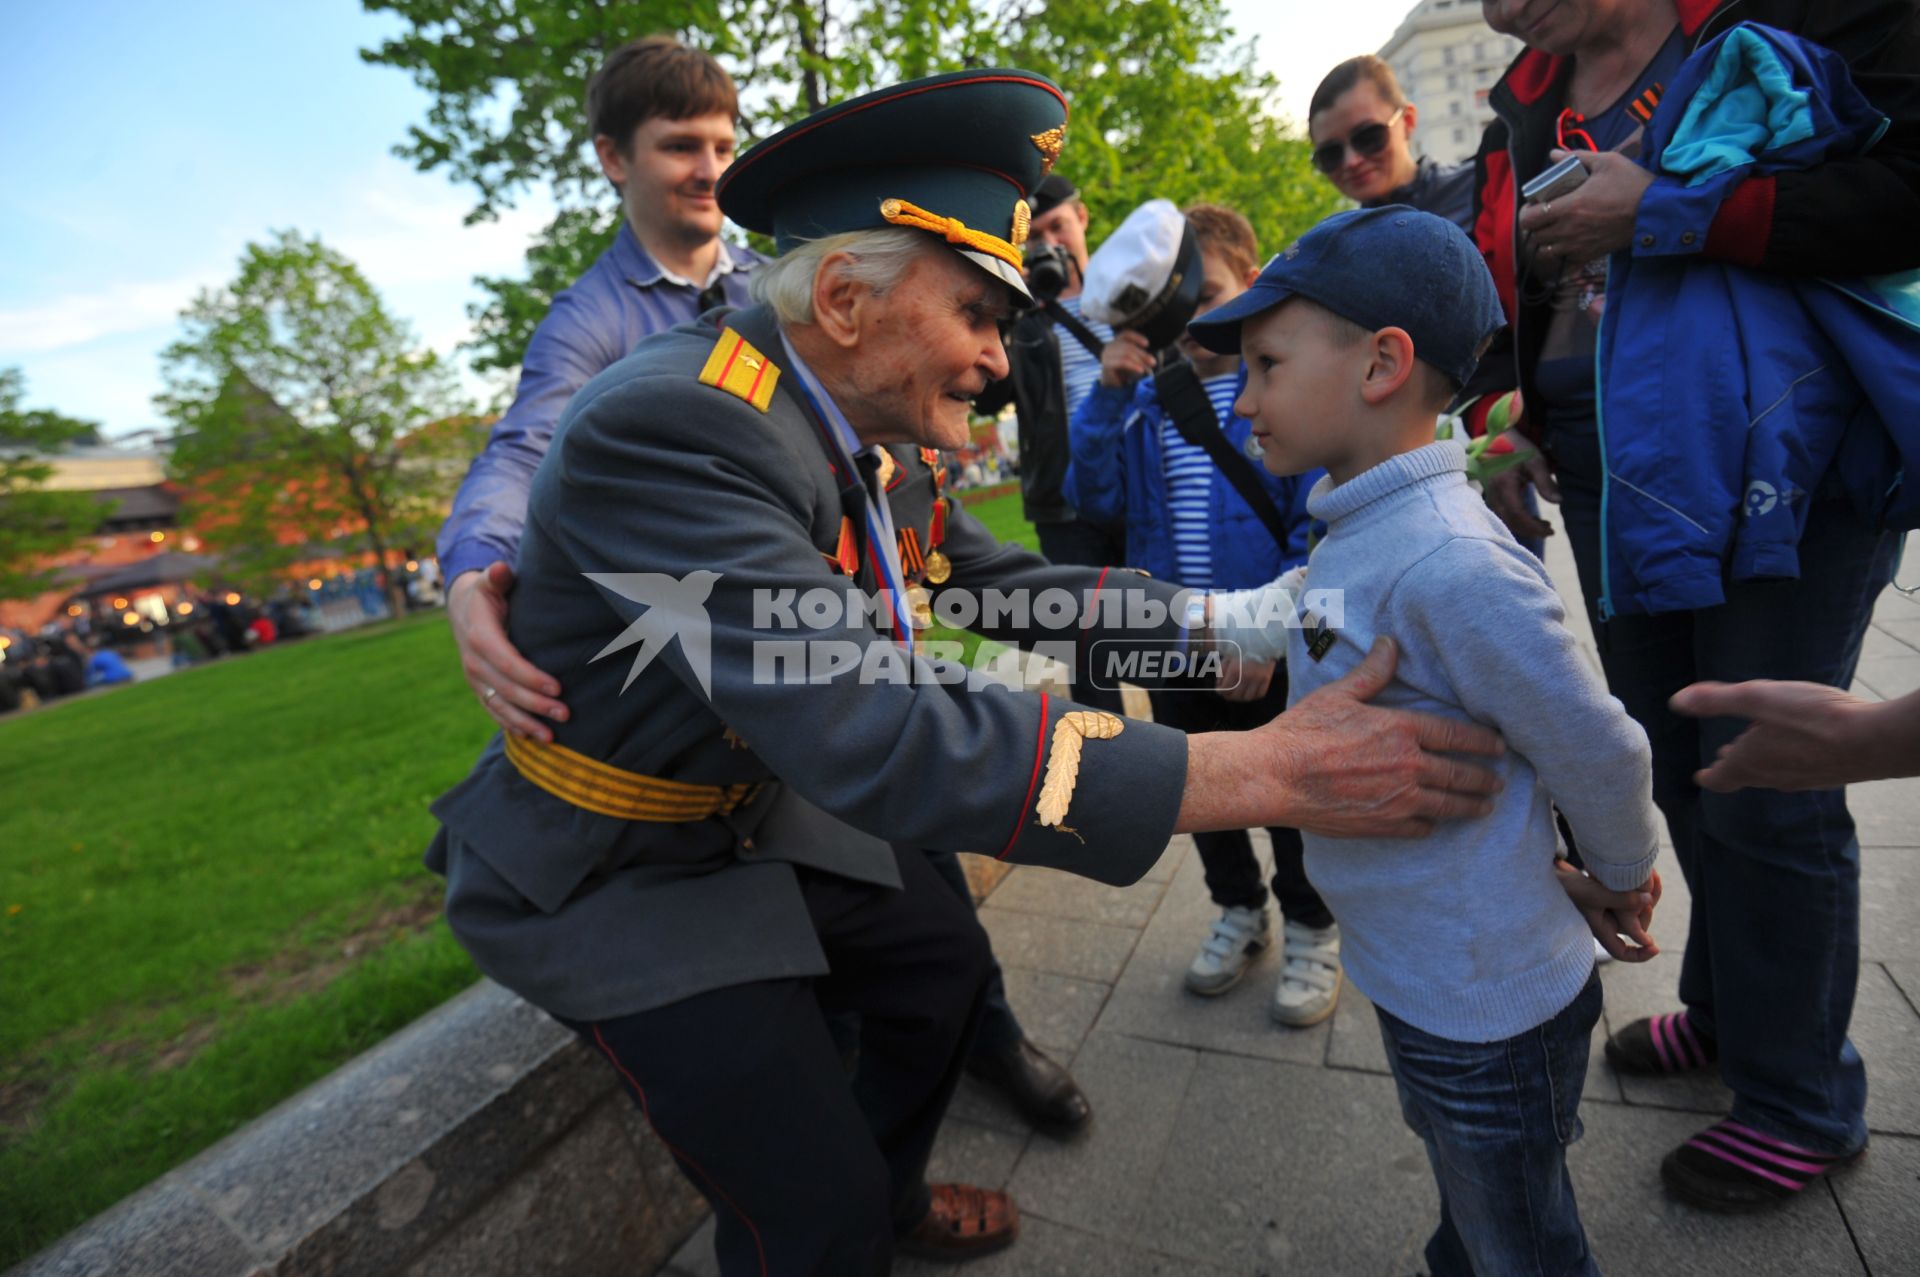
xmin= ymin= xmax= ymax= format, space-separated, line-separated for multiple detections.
xmin=427 ymin=305 xmax=1193 ymax=1020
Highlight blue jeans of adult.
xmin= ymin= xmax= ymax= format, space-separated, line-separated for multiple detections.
xmin=1549 ymin=421 xmax=1894 ymax=1155
xmin=1378 ymin=970 xmax=1604 ymax=1277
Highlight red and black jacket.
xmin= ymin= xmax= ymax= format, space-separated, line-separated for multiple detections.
xmin=1460 ymin=0 xmax=1920 ymax=434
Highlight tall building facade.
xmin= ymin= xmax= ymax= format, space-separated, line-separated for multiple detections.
xmin=1378 ymin=0 xmax=1525 ymax=166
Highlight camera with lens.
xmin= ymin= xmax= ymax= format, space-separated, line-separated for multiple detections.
xmin=1024 ymin=241 xmax=1074 ymax=302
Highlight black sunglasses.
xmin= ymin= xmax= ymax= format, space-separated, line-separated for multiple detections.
xmin=1312 ymin=108 xmax=1406 ymax=175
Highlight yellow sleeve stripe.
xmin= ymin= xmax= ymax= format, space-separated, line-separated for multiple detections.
xmin=697 ymin=329 xmax=781 ymax=412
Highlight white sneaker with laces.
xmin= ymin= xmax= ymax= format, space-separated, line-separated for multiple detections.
xmin=1271 ymin=920 xmax=1342 ymax=1026
xmin=1184 ymin=904 xmax=1271 ymax=996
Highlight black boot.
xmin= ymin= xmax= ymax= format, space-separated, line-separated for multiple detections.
xmin=965 ymin=1037 xmax=1092 ymax=1135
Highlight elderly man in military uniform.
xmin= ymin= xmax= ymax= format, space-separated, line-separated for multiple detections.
xmin=427 ymin=69 xmax=1509 ymax=1274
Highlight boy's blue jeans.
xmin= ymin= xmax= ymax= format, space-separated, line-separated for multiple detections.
xmin=1376 ymin=970 xmax=1604 ymax=1277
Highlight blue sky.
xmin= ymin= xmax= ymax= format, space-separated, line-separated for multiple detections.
xmin=1 ymin=0 xmax=1413 ymax=439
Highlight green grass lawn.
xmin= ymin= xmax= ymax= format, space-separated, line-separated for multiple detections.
xmin=962 ymin=487 xmax=1038 ymax=552
xmin=0 ymin=490 xmax=1035 ymax=1267
xmin=0 ymin=612 xmax=492 ymax=1266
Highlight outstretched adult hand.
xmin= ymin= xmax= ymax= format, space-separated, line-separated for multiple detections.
xmin=448 ymin=563 xmax=568 ymax=742
xmin=1180 ymin=637 xmax=1506 ymax=839
xmin=1672 ymin=680 xmax=1920 ymax=792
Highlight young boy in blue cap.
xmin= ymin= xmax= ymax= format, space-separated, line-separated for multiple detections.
xmin=1191 ymin=206 xmax=1664 ymax=1276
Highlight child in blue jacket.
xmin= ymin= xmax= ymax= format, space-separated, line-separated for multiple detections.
xmin=1066 ymin=204 xmax=1339 ymax=1025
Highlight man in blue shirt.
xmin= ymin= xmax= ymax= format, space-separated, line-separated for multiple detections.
xmin=441 ymin=36 xmax=763 ymax=735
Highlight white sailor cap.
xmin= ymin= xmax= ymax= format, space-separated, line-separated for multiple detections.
xmin=1080 ymin=199 xmax=1205 ymax=349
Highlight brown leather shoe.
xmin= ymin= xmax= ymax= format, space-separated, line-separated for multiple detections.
xmin=895 ymin=1182 xmax=1020 ymax=1261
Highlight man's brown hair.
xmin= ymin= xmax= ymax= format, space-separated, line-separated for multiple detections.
xmin=1308 ymin=55 xmax=1408 ymax=120
xmin=1183 ymin=203 xmax=1260 ymax=279
xmin=587 ymin=36 xmax=737 ymax=152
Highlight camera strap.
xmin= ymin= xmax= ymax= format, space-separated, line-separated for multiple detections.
xmin=1154 ymin=361 xmax=1295 ymax=552
xmin=1040 ymin=297 xmax=1107 ymax=359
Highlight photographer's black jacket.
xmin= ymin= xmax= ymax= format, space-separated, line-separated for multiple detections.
xmin=975 ymin=308 xmax=1080 ymax=525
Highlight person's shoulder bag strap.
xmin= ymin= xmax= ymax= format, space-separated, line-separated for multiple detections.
xmin=1153 ymin=360 xmax=1294 ymax=550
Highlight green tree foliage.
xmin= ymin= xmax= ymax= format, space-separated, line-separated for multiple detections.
xmin=362 ymin=0 xmax=1343 ymax=371
xmin=0 ymin=368 xmax=108 ymax=603
xmin=158 ymin=231 xmax=467 ymax=612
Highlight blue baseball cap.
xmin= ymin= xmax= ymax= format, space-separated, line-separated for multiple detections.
xmin=1185 ymin=206 xmax=1506 ymax=388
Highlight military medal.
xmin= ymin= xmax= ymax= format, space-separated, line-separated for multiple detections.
xmin=925 ymin=496 xmax=952 ymax=583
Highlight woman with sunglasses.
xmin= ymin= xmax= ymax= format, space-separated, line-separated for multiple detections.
xmin=1306 ymin=56 xmax=1476 ymax=232
xmin=1458 ymin=0 xmax=1920 ymax=1219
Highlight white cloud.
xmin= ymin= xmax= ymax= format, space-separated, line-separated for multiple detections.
xmin=0 ymin=154 xmax=560 ymax=432
xmin=0 ymin=271 xmax=224 ymax=353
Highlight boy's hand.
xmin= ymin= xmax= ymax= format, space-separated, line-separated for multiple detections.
xmin=1555 ymin=860 xmax=1661 ymax=962
xmin=1220 ymin=655 xmax=1276 ymax=703
xmin=1098 ymin=331 xmax=1156 ymax=387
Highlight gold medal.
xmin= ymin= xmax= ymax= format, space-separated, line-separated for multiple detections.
xmin=925 ymin=549 xmax=952 ymax=585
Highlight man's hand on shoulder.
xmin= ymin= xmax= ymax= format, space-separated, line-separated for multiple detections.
xmin=449 ymin=563 xmax=568 ymax=742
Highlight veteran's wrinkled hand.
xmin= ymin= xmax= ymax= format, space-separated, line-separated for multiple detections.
xmin=1180 ymin=637 xmax=1505 ymax=839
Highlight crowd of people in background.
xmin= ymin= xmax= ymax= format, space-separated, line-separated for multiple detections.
xmin=0 ymin=558 xmax=448 ymax=714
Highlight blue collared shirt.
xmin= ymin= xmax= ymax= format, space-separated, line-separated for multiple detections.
xmin=437 ymin=222 xmax=765 ymax=580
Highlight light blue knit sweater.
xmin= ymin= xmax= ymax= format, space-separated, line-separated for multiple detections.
xmin=1214 ymin=441 xmax=1660 ymax=1042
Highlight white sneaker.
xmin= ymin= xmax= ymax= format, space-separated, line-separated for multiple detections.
xmin=1271 ymin=920 xmax=1342 ymax=1027
xmin=1184 ymin=904 xmax=1272 ymax=996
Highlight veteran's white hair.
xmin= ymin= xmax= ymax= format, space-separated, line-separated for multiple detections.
xmin=750 ymin=228 xmax=934 ymax=325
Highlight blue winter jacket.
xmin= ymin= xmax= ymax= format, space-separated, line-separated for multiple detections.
xmin=1065 ymin=369 xmax=1320 ymax=588
xmin=1597 ymin=22 xmax=1920 ymax=617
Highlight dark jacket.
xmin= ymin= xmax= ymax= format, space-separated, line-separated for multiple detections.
xmin=1461 ymin=0 xmax=1920 ymax=422
xmin=1369 ymin=155 xmax=1477 ymax=232
xmin=976 ymin=306 xmax=1095 ymax=526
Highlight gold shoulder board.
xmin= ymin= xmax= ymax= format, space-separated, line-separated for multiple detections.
xmin=698 ymin=329 xmax=781 ymax=413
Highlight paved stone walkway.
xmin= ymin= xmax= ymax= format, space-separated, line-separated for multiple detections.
xmin=667 ymin=527 xmax=1920 ymax=1275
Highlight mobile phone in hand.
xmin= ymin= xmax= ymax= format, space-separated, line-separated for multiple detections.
xmin=1522 ymin=154 xmax=1589 ymax=204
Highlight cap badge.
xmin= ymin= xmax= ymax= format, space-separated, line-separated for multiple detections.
xmin=1030 ymin=125 xmax=1067 ymax=173
xmin=1011 ymin=199 xmax=1031 ymax=248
